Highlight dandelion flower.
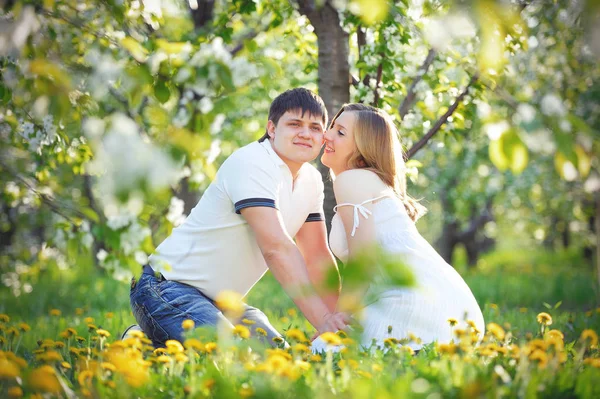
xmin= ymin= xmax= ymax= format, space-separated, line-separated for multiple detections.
xmin=96 ymin=329 xmax=111 ymax=338
xmin=288 ymin=308 xmax=298 ymax=317
xmin=0 ymin=314 xmax=9 ymax=323
xmin=0 ymin=358 xmax=21 ymax=379
xmin=18 ymin=323 xmax=31 ymax=332
xmin=175 ymin=353 xmax=189 ymax=363
xmin=293 ymin=343 xmax=310 ymax=353
xmin=60 ymin=362 xmax=71 ymax=370
xmin=215 ymin=290 xmax=244 ymax=318
xmin=105 ymin=312 xmax=114 ymax=319
xmin=310 ymin=354 xmax=322 ymax=362
xmin=49 ymin=309 xmax=61 ymax=317
xmin=447 ymin=318 xmax=458 ymax=327
xmin=319 ymin=332 xmax=342 ymax=346
xmin=166 ymin=340 xmax=184 ymax=354
xmin=239 ymin=383 xmax=254 ymax=398
xmin=182 ymin=319 xmax=195 ymax=331
xmin=233 ymin=325 xmax=251 ymax=339
xmin=255 ymin=327 xmax=267 ymax=336
xmin=204 ymin=342 xmax=218 ymax=353
xmin=7 ymin=386 xmax=23 ymax=398
xmin=536 ymin=312 xmax=552 ymax=326
xmin=184 ymin=338 xmax=204 ymax=351
xmin=84 ymin=317 xmax=94 ymax=324
xmin=486 ymin=323 xmax=506 ymax=341
xmin=286 ymin=328 xmax=307 ymax=342
xmin=272 ymin=336 xmax=285 ymax=345
xmin=29 ymin=365 xmax=62 ymax=394
xmin=529 ymin=349 xmax=548 ymax=369
xmin=242 ymin=318 xmax=256 ymax=325
xmin=157 ymin=355 xmax=171 ymax=364
xmin=581 ymin=329 xmax=598 ymax=347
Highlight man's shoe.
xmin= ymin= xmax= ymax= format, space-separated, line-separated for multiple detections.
xmin=121 ymin=324 xmax=144 ymax=340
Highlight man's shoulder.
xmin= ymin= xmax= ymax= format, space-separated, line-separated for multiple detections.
xmin=221 ymin=141 xmax=272 ymax=169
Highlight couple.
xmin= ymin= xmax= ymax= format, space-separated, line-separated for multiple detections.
xmin=128 ymin=88 xmax=484 ymax=351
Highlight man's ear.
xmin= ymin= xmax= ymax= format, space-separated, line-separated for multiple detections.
xmin=267 ymin=120 xmax=276 ymax=139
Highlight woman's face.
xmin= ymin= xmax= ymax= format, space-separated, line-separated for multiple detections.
xmin=322 ymin=111 xmax=358 ymax=175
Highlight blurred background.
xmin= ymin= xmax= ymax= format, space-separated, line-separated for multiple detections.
xmin=0 ymin=0 xmax=599 ymax=335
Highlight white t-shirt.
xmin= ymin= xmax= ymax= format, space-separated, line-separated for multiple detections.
xmin=149 ymin=139 xmax=325 ymax=299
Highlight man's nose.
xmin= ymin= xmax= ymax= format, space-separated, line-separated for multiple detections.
xmin=298 ymin=127 xmax=311 ymax=138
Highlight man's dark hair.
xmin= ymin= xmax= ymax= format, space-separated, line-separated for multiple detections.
xmin=258 ymin=88 xmax=328 ymax=142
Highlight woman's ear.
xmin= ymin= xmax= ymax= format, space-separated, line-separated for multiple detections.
xmin=357 ymin=156 xmax=367 ymax=168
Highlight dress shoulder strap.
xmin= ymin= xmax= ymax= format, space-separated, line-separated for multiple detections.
xmin=333 ymin=194 xmax=393 ymax=237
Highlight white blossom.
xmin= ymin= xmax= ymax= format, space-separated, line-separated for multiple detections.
xmin=484 ymin=121 xmax=510 ymax=140
xmin=540 ymin=93 xmax=567 ymax=116
xmin=210 ymin=114 xmax=226 ymax=135
xmin=166 ymin=197 xmax=186 ymax=226
xmin=517 ymin=104 xmax=536 ymax=123
xmin=198 ymin=97 xmax=214 ymax=114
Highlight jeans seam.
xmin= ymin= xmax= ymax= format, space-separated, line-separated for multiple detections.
xmin=148 ymin=281 xmax=210 ymax=324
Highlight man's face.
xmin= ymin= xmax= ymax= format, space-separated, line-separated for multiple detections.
xmin=267 ymin=110 xmax=325 ymax=173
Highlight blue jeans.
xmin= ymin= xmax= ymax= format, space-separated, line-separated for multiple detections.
xmin=130 ymin=266 xmax=283 ymax=347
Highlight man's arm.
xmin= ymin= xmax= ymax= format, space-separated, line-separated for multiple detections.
xmin=295 ymin=221 xmax=340 ymax=313
xmin=240 ymin=206 xmax=349 ymax=333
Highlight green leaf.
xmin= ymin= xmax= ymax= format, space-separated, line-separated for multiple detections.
xmin=80 ymin=207 xmax=100 ymax=223
xmin=216 ymin=64 xmax=235 ymax=91
xmin=153 ymin=80 xmax=170 ymax=104
xmin=543 ymin=302 xmax=552 ymax=309
xmin=488 ymin=130 xmax=528 ymax=174
xmin=121 ymin=37 xmax=149 ymax=63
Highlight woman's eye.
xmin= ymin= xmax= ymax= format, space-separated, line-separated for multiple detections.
xmin=338 ymin=130 xmax=345 ymax=136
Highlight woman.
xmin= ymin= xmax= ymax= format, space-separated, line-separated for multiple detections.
xmin=312 ymin=104 xmax=484 ymax=351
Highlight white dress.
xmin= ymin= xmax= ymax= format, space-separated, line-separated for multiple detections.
xmin=312 ymin=192 xmax=485 ymax=351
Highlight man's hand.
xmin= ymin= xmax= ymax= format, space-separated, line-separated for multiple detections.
xmin=317 ymin=312 xmax=352 ymax=334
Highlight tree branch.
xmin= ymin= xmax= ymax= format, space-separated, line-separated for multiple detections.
xmin=398 ymin=48 xmax=437 ymax=119
xmin=189 ymin=0 xmax=215 ymax=30
xmin=372 ymin=58 xmax=384 ymax=106
xmin=405 ymin=73 xmax=478 ymax=160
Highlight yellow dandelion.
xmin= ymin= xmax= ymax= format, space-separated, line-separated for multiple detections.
xmin=0 ymin=358 xmax=21 ymax=379
xmin=181 ymin=319 xmax=195 ymax=331
xmin=84 ymin=317 xmax=94 ymax=324
xmin=293 ymin=343 xmax=310 ymax=353
xmin=214 ymin=290 xmax=244 ymax=318
xmin=184 ymin=338 xmax=204 ymax=351
xmin=342 ymin=337 xmax=355 ymax=346
xmin=204 ymin=342 xmax=218 ymax=354
xmin=581 ymin=329 xmax=598 ymax=347
xmin=408 ymin=332 xmax=423 ymax=344
xmin=583 ymin=358 xmax=600 ymax=368
xmin=166 ymin=340 xmax=184 ymax=354
xmin=87 ymin=324 xmax=97 ymax=332
xmin=54 ymin=342 xmax=65 ymax=349
xmin=105 ymin=312 xmax=114 ymax=319
xmin=288 ymin=308 xmax=298 ymax=317
xmin=49 ymin=309 xmax=61 ymax=317
xmin=242 ymin=318 xmax=256 ymax=325
xmin=372 ymin=363 xmax=383 ymax=372
xmin=529 ymin=349 xmax=548 ymax=369
xmin=489 ymin=303 xmax=499 ymax=310
xmin=29 ymin=365 xmax=62 ymax=394
xmin=519 ymin=307 xmax=528 ymax=313
xmin=203 ymin=378 xmax=216 ymax=390
xmin=75 ymin=308 xmax=84 ymax=315
xmin=18 ymin=323 xmax=30 ymax=332
xmin=78 ymin=370 xmax=94 ymax=387
xmin=319 ymin=332 xmax=342 ymax=346
xmin=6 ymin=327 xmax=19 ymax=337
xmin=384 ymin=337 xmax=399 ymax=347
xmin=175 ymin=353 xmax=189 ymax=363
xmin=272 ymin=336 xmax=285 ymax=344
xmin=60 ymin=361 xmax=72 ymax=370
xmin=96 ymin=329 xmax=110 ymax=338
xmin=157 ymin=355 xmax=172 ymax=364
xmin=255 ymin=327 xmax=267 ymax=336
xmin=486 ymin=322 xmax=506 ymax=341
xmin=437 ymin=342 xmax=457 ymax=354
xmin=286 ymin=328 xmax=308 ymax=342
xmin=447 ymin=318 xmax=458 ymax=327
xmin=310 ymin=354 xmax=322 ymax=362
xmin=536 ymin=312 xmax=552 ymax=326
xmin=7 ymin=386 xmax=23 ymax=398
xmin=546 ymin=329 xmax=564 ymax=340
xmin=0 ymin=314 xmax=9 ymax=323
xmin=400 ymin=346 xmax=415 ymax=356
xmin=233 ymin=325 xmax=251 ymax=339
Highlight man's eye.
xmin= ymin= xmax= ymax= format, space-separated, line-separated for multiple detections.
xmin=312 ymin=127 xmax=322 ymax=131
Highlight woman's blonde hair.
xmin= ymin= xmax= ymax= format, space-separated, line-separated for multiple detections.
xmin=330 ymin=103 xmax=426 ymax=222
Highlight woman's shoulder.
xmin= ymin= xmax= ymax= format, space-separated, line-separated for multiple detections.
xmin=333 ymin=169 xmax=390 ymax=203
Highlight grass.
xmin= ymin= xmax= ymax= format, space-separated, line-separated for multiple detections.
xmin=1 ymin=247 xmax=599 ymax=398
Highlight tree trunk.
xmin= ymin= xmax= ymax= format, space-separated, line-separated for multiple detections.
xmin=595 ymin=193 xmax=600 ymax=298
xmin=297 ymin=0 xmax=350 ymax=230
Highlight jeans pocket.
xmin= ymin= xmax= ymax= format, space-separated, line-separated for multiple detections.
xmin=132 ymin=302 xmax=170 ymax=345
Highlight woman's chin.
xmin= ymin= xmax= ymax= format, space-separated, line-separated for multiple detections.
xmin=320 ymin=153 xmax=331 ymax=168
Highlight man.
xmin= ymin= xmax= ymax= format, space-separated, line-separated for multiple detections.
xmin=128 ymin=88 xmax=346 ymax=347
